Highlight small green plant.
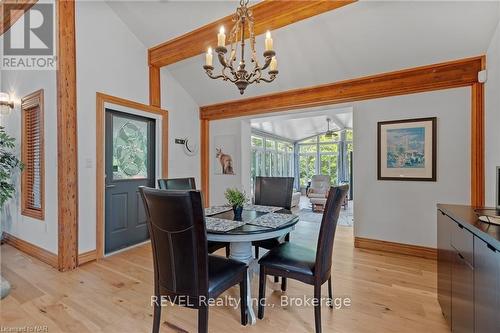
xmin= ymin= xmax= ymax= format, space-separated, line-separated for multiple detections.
xmin=0 ymin=126 xmax=23 ymax=208
xmin=224 ymin=188 xmax=247 ymax=208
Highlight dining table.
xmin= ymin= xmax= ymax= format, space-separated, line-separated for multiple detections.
xmin=205 ymin=205 xmax=299 ymax=325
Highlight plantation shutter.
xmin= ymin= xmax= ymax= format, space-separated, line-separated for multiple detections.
xmin=21 ymin=90 xmax=45 ymax=220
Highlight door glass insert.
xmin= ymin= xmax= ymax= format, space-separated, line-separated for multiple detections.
xmin=112 ymin=115 xmax=149 ymax=180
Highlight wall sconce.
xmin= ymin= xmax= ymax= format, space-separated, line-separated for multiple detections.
xmin=0 ymin=92 xmax=14 ymax=115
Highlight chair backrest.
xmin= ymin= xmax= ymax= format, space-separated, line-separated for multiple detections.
xmin=254 ymin=176 xmax=294 ymax=210
xmin=315 ymin=185 xmax=349 ymax=282
xmin=139 ymin=187 xmax=208 ymax=300
xmin=310 ymin=175 xmax=331 ymax=194
xmin=158 ymin=177 xmax=196 ymax=190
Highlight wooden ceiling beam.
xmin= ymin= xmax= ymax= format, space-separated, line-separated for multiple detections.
xmin=148 ymin=0 xmax=356 ymax=68
xmin=199 ymin=56 xmax=484 ymax=120
xmin=0 ymin=0 xmax=38 ymax=36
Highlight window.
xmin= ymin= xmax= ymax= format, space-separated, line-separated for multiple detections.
xmin=21 ymin=90 xmax=44 ymax=220
xmin=297 ymin=130 xmax=351 ymax=187
xmin=250 ymin=134 xmax=294 ymax=194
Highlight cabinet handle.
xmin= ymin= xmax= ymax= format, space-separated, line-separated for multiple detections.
xmin=487 ymin=243 xmax=497 ymax=252
xmin=458 ymin=252 xmax=465 ymax=260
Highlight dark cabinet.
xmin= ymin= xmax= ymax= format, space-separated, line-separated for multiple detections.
xmin=437 ymin=208 xmax=500 ymax=333
xmin=451 ymin=248 xmax=474 ymax=333
xmin=437 ymin=210 xmax=452 ymax=326
xmin=474 ymin=237 xmax=500 ymax=333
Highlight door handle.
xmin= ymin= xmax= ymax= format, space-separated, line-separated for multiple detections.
xmin=105 ymin=184 xmax=116 ymax=189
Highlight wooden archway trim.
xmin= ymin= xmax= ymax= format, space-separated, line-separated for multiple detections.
xmin=0 ymin=0 xmax=37 ymax=36
xmin=148 ymin=1 xmax=356 ymax=68
xmin=199 ymin=56 xmax=486 ymax=207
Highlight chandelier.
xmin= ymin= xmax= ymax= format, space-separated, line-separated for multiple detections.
xmin=203 ymin=0 xmax=278 ymax=95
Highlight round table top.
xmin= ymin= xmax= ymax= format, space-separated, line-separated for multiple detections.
xmin=206 ymin=208 xmax=299 ymax=242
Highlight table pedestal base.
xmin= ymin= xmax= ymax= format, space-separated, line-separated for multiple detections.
xmin=229 ymin=241 xmax=257 ymax=325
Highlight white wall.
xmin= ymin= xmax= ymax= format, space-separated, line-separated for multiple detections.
xmin=209 ymin=118 xmax=251 ymax=205
xmin=353 ymin=88 xmax=471 ymax=248
xmin=161 ymin=68 xmax=201 ymax=187
xmin=76 ymin=1 xmax=149 ymax=253
xmin=0 ymin=19 xmax=58 ymax=253
xmin=485 ymin=17 xmax=500 ymax=206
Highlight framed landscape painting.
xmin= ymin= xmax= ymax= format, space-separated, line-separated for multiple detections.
xmin=378 ymin=117 xmax=436 ymax=181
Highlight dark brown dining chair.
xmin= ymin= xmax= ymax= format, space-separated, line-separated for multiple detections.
xmin=157 ymin=177 xmax=196 ymax=190
xmin=257 ymin=185 xmax=349 ymax=333
xmin=158 ymin=177 xmax=230 ymax=257
xmin=139 ymin=187 xmax=248 ymax=333
xmin=252 ymin=176 xmax=294 ymax=259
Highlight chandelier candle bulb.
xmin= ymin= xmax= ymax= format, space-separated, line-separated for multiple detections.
xmin=202 ymin=0 xmax=278 ymax=94
xmin=265 ymin=30 xmax=273 ymax=51
xmin=217 ymin=26 xmax=226 ymax=47
xmin=206 ymin=47 xmax=213 ymax=66
xmin=269 ymin=56 xmax=277 ymax=71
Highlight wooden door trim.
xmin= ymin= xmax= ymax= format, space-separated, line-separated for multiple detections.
xmin=148 ymin=0 xmax=356 ymax=68
xmin=57 ymin=0 xmax=78 ymax=271
xmin=96 ymin=92 xmax=168 ymax=260
xmin=199 ymin=56 xmax=485 ymax=207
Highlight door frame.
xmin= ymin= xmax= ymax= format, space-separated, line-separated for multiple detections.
xmin=96 ymin=92 xmax=168 ymax=259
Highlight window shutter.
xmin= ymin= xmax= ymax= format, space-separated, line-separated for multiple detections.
xmin=21 ymin=90 xmax=45 ymax=220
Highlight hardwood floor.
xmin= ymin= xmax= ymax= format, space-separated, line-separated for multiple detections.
xmin=0 ymin=215 xmax=448 ymax=332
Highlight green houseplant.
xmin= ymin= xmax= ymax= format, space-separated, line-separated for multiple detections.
xmin=224 ymin=188 xmax=247 ymax=220
xmin=0 ymin=126 xmax=23 ymax=208
xmin=0 ymin=126 xmax=22 ymax=300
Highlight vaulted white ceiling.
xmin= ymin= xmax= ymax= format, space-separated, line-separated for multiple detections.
xmin=107 ymin=1 xmax=500 ymax=106
xmin=251 ymin=107 xmax=353 ymax=141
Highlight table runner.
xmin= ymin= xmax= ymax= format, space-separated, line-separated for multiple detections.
xmin=246 ymin=213 xmax=297 ymax=229
xmin=243 ymin=204 xmax=282 ymax=213
xmin=205 ymin=206 xmax=232 ymax=216
xmin=205 ymin=217 xmax=246 ymax=232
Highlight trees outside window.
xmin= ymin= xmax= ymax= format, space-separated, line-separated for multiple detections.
xmin=297 ymin=130 xmax=352 ymax=188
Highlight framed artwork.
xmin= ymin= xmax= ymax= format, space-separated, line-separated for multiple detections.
xmin=214 ymin=135 xmax=236 ymax=175
xmin=378 ymin=117 xmax=436 ymax=181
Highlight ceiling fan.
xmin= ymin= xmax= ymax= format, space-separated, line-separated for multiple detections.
xmin=325 ymin=118 xmax=334 ymax=138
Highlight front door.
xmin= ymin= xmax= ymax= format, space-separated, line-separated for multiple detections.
xmin=105 ymin=109 xmax=156 ymax=254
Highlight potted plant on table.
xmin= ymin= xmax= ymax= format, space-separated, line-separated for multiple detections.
xmin=224 ymin=188 xmax=247 ymax=221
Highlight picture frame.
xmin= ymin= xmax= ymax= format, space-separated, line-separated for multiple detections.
xmin=377 ymin=117 xmax=437 ymax=181
xmin=213 ymin=134 xmax=237 ymax=175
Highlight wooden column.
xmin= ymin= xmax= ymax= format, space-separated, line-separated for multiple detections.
xmin=471 ymin=82 xmax=485 ymax=206
xmin=56 ymin=0 xmax=78 ymax=271
xmin=149 ymin=65 xmax=161 ymax=107
xmin=200 ymin=119 xmax=210 ymax=207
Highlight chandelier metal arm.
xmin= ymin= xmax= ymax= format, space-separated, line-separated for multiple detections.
xmin=202 ymin=0 xmax=278 ymax=94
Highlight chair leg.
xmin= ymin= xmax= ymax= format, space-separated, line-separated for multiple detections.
xmin=225 ymin=245 xmax=230 ymax=258
xmin=314 ymin=284 xmax=322 ymax=333
xmin=258 ymin=268 xmax=267 ymax=319
xmin=152 ymin=296 xmax=161 ymax=333
xmin=240 ymin=275 xmax=248 ymax=326
xmin=328 ymin=276 xmax=333 ymax=309
xmin=274 ymin=276 xmax=279 ymax=283
xmin=198 ymin=306 xmax=208 ymax=333
xmin=281 ymin=277 xmax=287 ymax=292
xmin=254 ymin=246 xmax=259 ymax=258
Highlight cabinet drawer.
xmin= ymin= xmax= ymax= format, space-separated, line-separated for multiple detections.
xmin=450 ymin=220 xmax=474 ymax=266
